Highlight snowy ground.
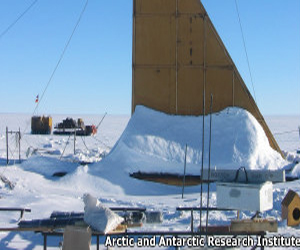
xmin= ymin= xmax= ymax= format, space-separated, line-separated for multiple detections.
xmin=0 ymin=108 xmax=300 ymax=249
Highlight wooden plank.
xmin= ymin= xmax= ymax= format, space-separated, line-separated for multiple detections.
xmin=130 ymin=169 xmax=285 ymax=186
xmin=198 ymin=225 xmax=230 ymax=233
xmin=230 ymin=219 xmax=278 ymax=233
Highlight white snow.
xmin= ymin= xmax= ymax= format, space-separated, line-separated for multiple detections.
xmin=0 ymin=106 xmax=299 ymax=249
xmin=83 ymin=194 xmax=124 ymax=234
xmin=99 ymin=106 xmax=286 ymax=176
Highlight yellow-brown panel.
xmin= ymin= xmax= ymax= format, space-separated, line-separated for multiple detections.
xmin=134 ymin=68 xmax=176 ymax=113
xmin=233 ymin=74 xmax=255 ymax=113
xmin=135 ymin=0 xmax=175 ymax=14
xmin=135 ymin=16 xmax=176 ymax=65
xmin=132 ymin=0 xmax=282 ymax=155
xmin=177 ymin=67 xmax=203 ymax=115
xmin=178 ymin=16 xmax=204 ymax=66
xmin=178 ymin=0 xmax=205 ymax=14
xmin=233 ymin=73 xmax=281 ymax=152
xmin=206 ymin=68 xmax=233 ymax=113
xmin=206 ymin=21 xmax=231 ymax=66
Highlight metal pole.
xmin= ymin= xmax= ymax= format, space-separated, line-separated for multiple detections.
xmin=74 ymin=128 xmax=76 ymax=155
xmin=43 ymin=234 xmax=47 ymax=250
xmin=182 ymin=144 xmax=188 ymax=199
xmin=175 ymin=0 xmax=178 ymax=113
xmin=96 ymin=112 xmax=107 ymax=130
xmin=18 ymin=127 xmax=21 ymax=163
xmin=6 ymin=127 xmax=8 ymax=165
xmin=200 ymin=92 xmax=205 ymax=232
xmin=205 ymin=94 xmax=213 ymax=238
xmin=200 ymin=13 xmax=207 ymax=233
xmin=191 ymin=209 xmax=194 ymax=233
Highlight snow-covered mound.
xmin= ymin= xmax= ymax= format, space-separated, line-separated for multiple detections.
xmin=96 ymin=105 xmax=286 ymax=177
xmin=21 ymin=156 xmax=78 ymax=178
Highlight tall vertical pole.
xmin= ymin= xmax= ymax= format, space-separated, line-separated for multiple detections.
xmin=132 ymin=0 xmax=136 ymax=114
xmin=6 ymin=127 xmax=8 ymax=165
xmin=200 ymin=90 xmax=205 ymax=232
xmin=232 ymin=70 xmax=235 ymax=106
xmin=200 ymin=13 xmax=207 ymax=233
xmin=206 ymin=94 xmax=213 ymax=239
xmin=18 ymin=127 xmax=21 ymax=163
xmin=182 ymin=144 xmax=188 ymax=199
xmin=74 ymin=129 xmax=76 ymax=155
xmin=298 ymin=126 xmax=300 ymax=153
xmin=175 ymin=0 xmax=178 ymax=113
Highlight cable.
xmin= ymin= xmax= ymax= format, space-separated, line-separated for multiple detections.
xmin=81 ymin=136 xmax=90 ymax=152
xmin=273 ymin=130 xmax=298 ymax=136
xmin=0 ymin=0 xmax=38 ymax=40
xmin=234 ymin=0 xmax=257 ymax=103
xmin=33 ymin=0 xmax=89 ymax=116
xmin=60 ymin=134 xmax=72 ymax=160
xmin=92 ymin=137 xmax=112 ymax=150
xmin=19 ymin=0 xmax=89 ymax=149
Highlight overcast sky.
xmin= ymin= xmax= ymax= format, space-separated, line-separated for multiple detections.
xmin=0 ymin=0 xmax=299 ymax=115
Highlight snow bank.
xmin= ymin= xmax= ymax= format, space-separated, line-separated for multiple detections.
xmin=96 ymin=105 xmax=286 ymax=177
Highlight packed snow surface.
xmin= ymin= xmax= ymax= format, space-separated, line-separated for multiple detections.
xmin=100 ymin=106 xmax=286 ymax=177
xmin=0 ymin=107 xmax=299 ymax=249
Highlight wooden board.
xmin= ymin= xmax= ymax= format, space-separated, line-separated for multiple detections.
xmin=230 ymin=219 xmax=278 ymax=233
xmin=130 ymin=169 xmax=285 ymax=186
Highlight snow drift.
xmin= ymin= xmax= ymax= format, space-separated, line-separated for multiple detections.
xmin=96 ymin=105 xmax=286 ymax=177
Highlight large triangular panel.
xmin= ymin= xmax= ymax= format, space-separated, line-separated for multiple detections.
xmin=132 ymin=0 xmax=282 ymax=155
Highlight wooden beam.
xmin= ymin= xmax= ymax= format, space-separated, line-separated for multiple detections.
xmin=130 ymin=169 xmax=285 ymax=186
xmin=230 ymin=219 xmax=278 ymax=233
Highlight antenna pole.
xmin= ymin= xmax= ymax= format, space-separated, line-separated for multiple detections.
xmin=74 ymin=128 xmax=76 ymax=155
xmin=200 ymin=10 xmax=208 ymax=234
xmin=182 ymin=144 xmax=188 ymax=199
xmin=96 ymin=112 xmax=107 ymax=130
xmin=206 ymin=94 xmax=213 ymax=238
xmin=18 ymin=127 xmax=21 ymax=163
xmin=200 ymin=88 xmax=205 ymax=232
xmin=6 ymin=127 xmax=8 ymax=165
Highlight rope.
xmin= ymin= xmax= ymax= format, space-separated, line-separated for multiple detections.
xmin=81 ymin=136 xmax=90 ymax=152
xmin=92 ymin=137 xmax=112 ymax=150
xmin=60 ymin=134 xmax=72 ymax=160
xmin=0 ymin=0 xmax=39 ymax=40
xmin=234 ymin=0 xmax=257 ymax=104
xmin=273 ymin=130 xmax=298 ymax=136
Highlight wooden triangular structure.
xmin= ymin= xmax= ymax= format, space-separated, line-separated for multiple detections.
xmin=132 ymin=0 xmax=282 ymax=155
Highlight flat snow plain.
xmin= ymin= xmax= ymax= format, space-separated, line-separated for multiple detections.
xmin=0 ymin=106 xmax=300 ymax=249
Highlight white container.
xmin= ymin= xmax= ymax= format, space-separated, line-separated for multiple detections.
xmin=216 ymin=181 xmax=273 ymax=212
